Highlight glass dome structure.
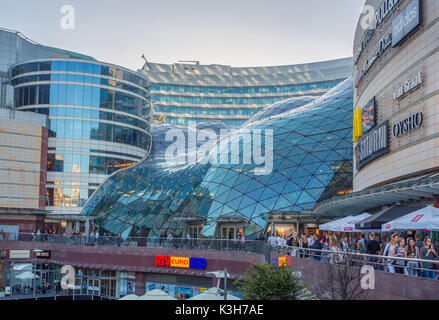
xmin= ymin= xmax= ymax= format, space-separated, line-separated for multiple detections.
xmin=83 ymin=77 xmax=354 ymax=239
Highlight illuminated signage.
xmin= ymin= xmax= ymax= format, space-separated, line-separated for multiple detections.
xmin=393 ymin=72 xmax=423 ymax=100
xmin=35 ymin=250 xmax=51 ymax=259
xmin=355 ymin=30 xmax=392 ymax=87
xmin=155 ymin=256 xmax=207 ymax=269
xmin=392 ymin=0 xmax=422 ymax=47
xmin=355 ymin=121 xmax=389 ymax=170
xmin=392 ymin=112 xmax=423 ymax=138
xmin=362 ymin=97 xmax=376 ymax=134
xmin=353 ymin=107 xmax=363 ymax=143
xmin=9 ymin=250 xmax=30 ymax=259
xmin=375 ymin=0 xmax=403 ymax=28
xmin=277 ymin=256 xmax=291 ymax=267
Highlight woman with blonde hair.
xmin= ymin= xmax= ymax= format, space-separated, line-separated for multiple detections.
xmin=383 ymin=233 xmax=399 ymax=273
xmin=329 ymin=235 xmax=344 ymax=264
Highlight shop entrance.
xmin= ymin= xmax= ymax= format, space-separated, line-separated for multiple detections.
xmin=220 ymin=225 xmax=246 ymax=240
xmin=214 ymin=216 xmax=249 ymax=240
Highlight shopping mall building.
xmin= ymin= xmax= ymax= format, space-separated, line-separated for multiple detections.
xmin=0 ymin=28 xmax=153 ymax=231
xmin=141 ymin=59 xmax=352 ymax=126
xmin=315 ymin=0 xmax=439 ymax=217
xmin=3 ymin=0 xmax=439 ymax=301
xmin=0 ymin=27 xmax=353 ymax=234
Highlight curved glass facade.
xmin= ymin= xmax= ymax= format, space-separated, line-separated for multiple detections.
xmin=83 ymin=77 xmax=354 ymax=239
xmin=142 ymin=58 xmax=353 ymax=126
xmin=0 ymin=27 xmax=95 ymax=109
xmin=9 ymin=59 xmax=152 ymax=218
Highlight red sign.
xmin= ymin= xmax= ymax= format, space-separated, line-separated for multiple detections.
xmin=411 ymin=215 xmax=424 ymax=223
xmin=344 ymin=227 xmax=353 ymax=232
xmin=155 ymin=256 xmax=206 ymax=269
xmin=385 ymin=224 xmax=392 ymax=230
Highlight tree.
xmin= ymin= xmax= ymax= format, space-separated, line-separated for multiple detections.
xmin=234 ymin=263 xmax=315 ymax=300
xmin=319 ymin=254 xmax=369 ymax=300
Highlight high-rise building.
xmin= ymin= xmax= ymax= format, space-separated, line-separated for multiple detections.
xmin=141 ymin=58 xmax=353 ymax=126
xmin=9 ymin=59 xmax=152 ymax=230
xmin=0 ymin=27 xmax=95 ymax=109
xmin=0 ymin=108 xmax=49 ymax=233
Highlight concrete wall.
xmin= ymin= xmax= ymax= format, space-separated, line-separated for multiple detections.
xmin=273 ymin=253 xmax=439 ymax=300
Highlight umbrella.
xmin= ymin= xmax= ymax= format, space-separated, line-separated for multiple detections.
xmin=140 ymin=289 xmax=176 ymax=300
xmin=119 ymin=294 xmax=141 ymax=300
xmin=15 ymin=271 xmax=40 ymax=280
xmin=189 ymin=288 xmax=240 ymax=300
xmin=382 ymin=206 xmax=439 ymax=232
xmin=319 ymin=216 xmax=353 ymax=231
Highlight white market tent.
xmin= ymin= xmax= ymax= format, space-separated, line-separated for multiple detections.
xmin=381 ymin=206 xmax=439 ymax=232
xmin=331 ymin=213 xmax=373 ymax=233
xmin=140 ymin=289 xmax=176 ymax=300
xmin=119 ymin=294 xmax=141 ymax=300
xmin=189 ymin=288 xmax=241 ymax=300
xmin=319 ymin=216 xmax=354 ymax=231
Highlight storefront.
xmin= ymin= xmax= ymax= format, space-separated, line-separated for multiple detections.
xmin=265 ymin=212 xmax=333 ymax=237
xmin=315 ymin=0 xmax=439 ymax=221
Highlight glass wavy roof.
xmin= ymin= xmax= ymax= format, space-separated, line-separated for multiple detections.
xmin=83 ymin=77 xmax=354 ymax=238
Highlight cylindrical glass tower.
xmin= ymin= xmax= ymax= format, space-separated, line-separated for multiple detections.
xmin=9 ymin=59 xmax=152 ymax=227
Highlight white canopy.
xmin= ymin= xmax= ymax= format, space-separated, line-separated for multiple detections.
xmin=189 ymin=288 xmax=241 ymax=300
xmin=382 ymin=206 xmax=439 ymax=232
xmin=15 ymin=271 xmax=40 ymax=280
xmin=319 ymin=216 xmax=353 ymax=231
xmin=140 ymin=289 xmax=176 ymax=300
xmin=331 ymin=213 xmax=372 ymax=233
xmin=119 ymin=294 xmax=141 ymax=300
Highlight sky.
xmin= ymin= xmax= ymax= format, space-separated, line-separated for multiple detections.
xmin=0 ymin=0 xmax=366 ymax=71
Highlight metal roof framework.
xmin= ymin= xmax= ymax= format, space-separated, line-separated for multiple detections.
xmin=313 ymin=172 xmax=439 ymax=217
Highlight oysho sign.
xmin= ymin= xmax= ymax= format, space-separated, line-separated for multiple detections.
xmin=155 ymin=256 xmax=207 ymax=269
xmin=393 ymin=72 xmax=423 ymax=100
xmin=356 ymin=121 xmax=389 ymax=170
xmin=392 ymin=112 xmax=423 ymax=138
xmin=392 ymin=0 xmax=422 ymax=47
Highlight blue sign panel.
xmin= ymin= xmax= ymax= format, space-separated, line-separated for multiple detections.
xmin=392 ymin=0 xmax=422 ymax=47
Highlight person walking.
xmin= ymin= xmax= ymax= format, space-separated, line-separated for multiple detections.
xmin=420 ymin=236 xmax=437 ymax=279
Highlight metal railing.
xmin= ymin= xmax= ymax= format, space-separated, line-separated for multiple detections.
xmin=273 ymin=244 xmax=439 ymax=280
xmin=0 ymin=232 xmax=271 ymax=256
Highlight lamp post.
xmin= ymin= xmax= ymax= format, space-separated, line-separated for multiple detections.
xmin=223 ymin=268 xmax=227 ymax=301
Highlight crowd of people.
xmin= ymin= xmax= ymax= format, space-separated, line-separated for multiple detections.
xmin=26 ymin=229 xmax=124 ymax=246
xmin=265 ymin=231 xmax=439 ymax=280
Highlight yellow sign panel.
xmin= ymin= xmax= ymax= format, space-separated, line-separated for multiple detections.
xmin=170 ymin=256 xmax=190 ymax=268
xmin=278 ymin=257 xmax=288 ymax=267
xmin=353 ymin=107 xmax=363 ymax=143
